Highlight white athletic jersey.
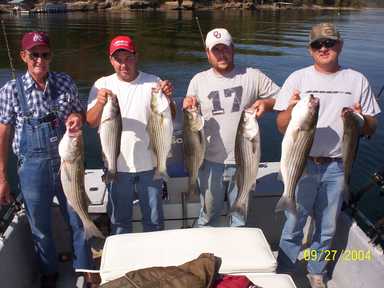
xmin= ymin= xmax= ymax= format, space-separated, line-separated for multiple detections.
xmin=186 ymin=66 xmax=279 ymax=164
xmin=274 ymin=65 xmax=381 ymax=158
xmin=88 ymin=72 xmax=168 ymax=172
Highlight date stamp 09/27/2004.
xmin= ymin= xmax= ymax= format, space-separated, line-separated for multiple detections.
xmin=303 ymin=249 xmax=372 ymax=262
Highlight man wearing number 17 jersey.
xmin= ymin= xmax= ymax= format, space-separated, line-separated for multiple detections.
xmin=183 ymin=28 xmax=279 ymax=227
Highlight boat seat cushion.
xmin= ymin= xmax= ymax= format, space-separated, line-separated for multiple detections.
xmin=239 ymin=273 xmax=297 ymax=288
xmin=100 ymin=227 xmax=276 ymax=283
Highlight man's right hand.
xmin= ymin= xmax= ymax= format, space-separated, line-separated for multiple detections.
xmin=288 ymin=90 xmax=301 ymax=109
xmin=183 ymin=96 xmax=197 ymax=110
xmin=0 ymin=180 xmax=12 ymax=205
xmin=96 ymin=88 xmax=112 ymax=107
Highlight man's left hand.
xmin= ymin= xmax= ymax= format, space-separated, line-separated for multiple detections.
xmin=66 ymin=113 xmax=83 ymax=133
xmin=250 ymin=99 xmax=267 ymax=118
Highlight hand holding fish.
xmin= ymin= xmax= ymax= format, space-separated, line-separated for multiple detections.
xmin=96 ymin=88 xmax=113 ymax=108
xmin=183 ymin=96 xmax=198 ymax=109
xmin=353 ymin=102 xmax=362 ymax=114
xmin=159 ymin=80 xmax=173 ymax=99
xmin=288 ymin=90 xmax=301 ymax=109
xmin=342 ymin=104 xmax=365 ymax=129
xmin=250 ymin=97 xmax=276 ymax=118
xmin=66 ymin=113 xmax=83 ymax=134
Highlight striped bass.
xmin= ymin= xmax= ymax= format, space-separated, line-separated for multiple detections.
xmin=232 ymin=110 xmax=260 ymax=219
xmin=183 ymin=106 xmax=205 ymax=197
xmin=59 ymin=130 xmax=104 ymax=239
xmin=147 ymin=87 xmax=174 ymax=180
xmin=276 ymin=95 xmax=319 ymax=214
xmin=99 ymin=95 xmax=122 ymax=183
xmin=342 ymin=108 xmax=363 ymax=202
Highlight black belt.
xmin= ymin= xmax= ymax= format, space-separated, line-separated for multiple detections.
xmin=309 ymin=156 xmax=341 ymax=165
xmin=39 ymin=113 xmax=57 ymax=123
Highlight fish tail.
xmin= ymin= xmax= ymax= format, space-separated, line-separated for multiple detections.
xmin=275 ymin=195 xmax=297 ymax=215
xmin=84 ymin=221 xmax=105 ymax=240
xmin=153 ymin=169 xmax=169 ymax=182
xmin=102 ymin=170 xmax=117 ymax=184
xmin=230 ymin=201 xmax=247 ymax=220
xmin=187 ymin=181 xmax=198 ymax=198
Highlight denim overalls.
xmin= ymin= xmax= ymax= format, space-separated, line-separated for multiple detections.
xmin=15 ymin=76 xmax=93 ymax=274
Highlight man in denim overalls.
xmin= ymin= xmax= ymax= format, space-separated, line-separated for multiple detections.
xmin=0 ymin=32 xmax=99 ymax=287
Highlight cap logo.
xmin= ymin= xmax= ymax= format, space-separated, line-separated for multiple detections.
xmin=113 ymin=40 xmax=129 ymax=47
xmin=33 ymin=33 xmax=43 ymax=42
xmin=213 ymin=31 xmax=221 ymax=39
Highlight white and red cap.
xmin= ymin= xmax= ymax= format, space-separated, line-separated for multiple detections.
xmin=109 ymin=35 xmax=136 ymax=56
xmin=205 ymin=28 xmax=232 ymax=50
xmin=21 ymin=31 xmax=50 ymax=50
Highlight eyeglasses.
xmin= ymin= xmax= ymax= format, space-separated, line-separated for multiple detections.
xmin=27 ymin=51 xmax=51 ymax=61
xmin=310 ymin=39 xmax=338 ymax=50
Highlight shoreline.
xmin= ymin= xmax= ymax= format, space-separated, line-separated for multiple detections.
xmin=1 ymin=1 xmax=367 ymax=14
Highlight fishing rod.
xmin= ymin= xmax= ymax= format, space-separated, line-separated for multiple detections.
xmin=1 ymin=19 xmax=16 ymax=79
xmin=377 ymin=85 xmax=384 ymax=99
xmin=195 ymin=16 xmax=206 ymax=49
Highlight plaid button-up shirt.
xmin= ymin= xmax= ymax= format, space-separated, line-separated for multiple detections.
xmin=0 ymin=71 xmax=84 ymax=156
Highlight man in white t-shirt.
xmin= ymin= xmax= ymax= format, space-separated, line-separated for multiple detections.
xmin=87 ymin=35 xmax=173 ymax=234
xmin=274 ymin=23 xmax=380 ymax=288
xmin=183 ymin=28 xmax=279 ymax=227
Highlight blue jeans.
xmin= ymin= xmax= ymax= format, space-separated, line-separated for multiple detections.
xmin=107 ymin=170 xmax=164 ymax=234
xmin=277 ymin=159 xmax=344 ymax=276
xmin=18 ymin=156 xmax=93 ymax=274
xmin=197 ymin=160 xmax=245 ymax=227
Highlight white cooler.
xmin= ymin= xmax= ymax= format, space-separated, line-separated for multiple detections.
xmin=100 ymin=227 xmax=278 ymax=284
xmin=238 ymin=273 xmax=297 ymax=288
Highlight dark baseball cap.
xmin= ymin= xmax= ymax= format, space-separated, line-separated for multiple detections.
xmin=309 ymin=23 xmax=341 ymax=44
xmin=21 ymin=31 xmax=50 ymax=50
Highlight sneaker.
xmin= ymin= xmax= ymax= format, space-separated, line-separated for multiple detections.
xmin=306 ymin=274 xmax=326 ymax=288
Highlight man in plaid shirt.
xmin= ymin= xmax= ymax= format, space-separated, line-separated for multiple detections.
xmin=0 ymin=32 xmax=99 ymax=287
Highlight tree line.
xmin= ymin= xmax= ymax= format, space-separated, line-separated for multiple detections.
xmin=253 ymin=0 xmax=367 ymax=7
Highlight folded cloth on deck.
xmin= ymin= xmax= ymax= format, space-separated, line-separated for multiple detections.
xmin=214 ymin=275 xmax=260 ymax=288
xmin=100 ymin=253 xmax=221 ymax=288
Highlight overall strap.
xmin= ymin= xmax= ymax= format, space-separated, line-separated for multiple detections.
xmin=47 ymin=73 xmax=59 ymax=111
xmin=16 ymin=76 xmax=32 ymax=117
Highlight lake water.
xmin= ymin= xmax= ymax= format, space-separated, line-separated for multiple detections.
xmin=0 ymin=8 xmax=383 ymax=228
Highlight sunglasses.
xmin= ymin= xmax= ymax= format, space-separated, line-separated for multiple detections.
xmin=310 ymin=39 xmax=338 ymax=50
xmin=27 ymin=51 xmax=51 ymax=61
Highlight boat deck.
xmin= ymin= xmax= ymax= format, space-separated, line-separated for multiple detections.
xmin=3 ymin=162 xmax=383 ymax=288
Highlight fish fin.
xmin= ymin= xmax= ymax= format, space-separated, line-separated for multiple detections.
xmin=198 ymin=130 xmax=204 ymax=144
xmin=61 ymin=161 xmax=72 ymax=182
xmin=291 ymin=128 xmax=300 ymax=142
xmin=343 ymin=182 xmax=351 ymax=205
xmin=275 ymin=195 xmax=297 ymax=215
xmin=84 ymin=221 xmax=105 ymax=240
xmin=252 ymin=138 xmax=258 ymax=154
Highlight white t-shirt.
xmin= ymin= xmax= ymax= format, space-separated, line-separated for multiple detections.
xmin=274 ymin=65 xmax=381 ymax=158
xmin=88 ymin=72 xmax=169 ymax=172
xmin=186 ymin=66 xmax=279 ymax=164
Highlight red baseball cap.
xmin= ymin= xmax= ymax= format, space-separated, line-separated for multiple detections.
xmin=21 ymin=31 xmax=50 ymax=50
xmin=109 ymin=35 xmax=136 ymax=56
